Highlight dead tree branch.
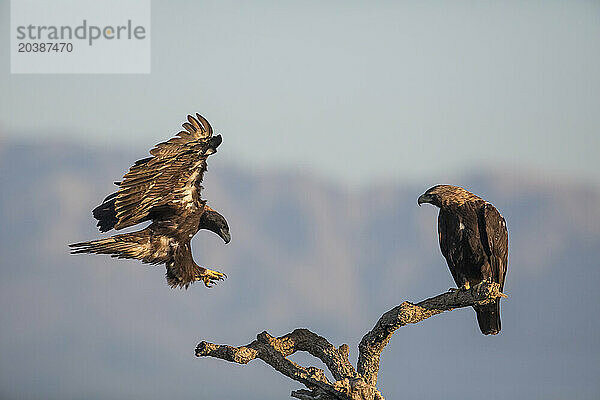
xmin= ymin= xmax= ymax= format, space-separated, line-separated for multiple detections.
xmin=196 ymin=281 xmax=504 ymax=400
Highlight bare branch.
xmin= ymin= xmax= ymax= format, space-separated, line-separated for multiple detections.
xmin=196 ymin=329 xmax=356 ymax=399
xmin=357 ymin=281 xmax=504 ymax=385
xmin=195 ymin=281 xmax=504 ymax=399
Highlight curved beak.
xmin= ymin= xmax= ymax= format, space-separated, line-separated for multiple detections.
xmin=220 ymin=228 xmax=231 ymax=244
xmin=417 ymin=194 xmax=431 ymax=206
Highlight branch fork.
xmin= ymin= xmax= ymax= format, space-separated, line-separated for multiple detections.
xmin=196 ymin=281 xmax=504 ymax=400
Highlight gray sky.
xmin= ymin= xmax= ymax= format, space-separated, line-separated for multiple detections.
xmin=1 ymin=0 xmax=599 ymax=185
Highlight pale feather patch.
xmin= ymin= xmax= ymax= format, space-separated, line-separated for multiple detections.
xmin=151 ymin=236 xmax=172 ymax=260
xmin=177 ymin=169 xmax=200 ymax=209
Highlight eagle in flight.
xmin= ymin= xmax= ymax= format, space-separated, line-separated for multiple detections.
xmin=70 ymin=114 xmax=230 ymax=289
xmin=418 ymin=185 xmax=508 ymax=335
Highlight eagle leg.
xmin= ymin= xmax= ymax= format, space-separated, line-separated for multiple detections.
xmin=195 ymin=266 xmax=227 ymax=287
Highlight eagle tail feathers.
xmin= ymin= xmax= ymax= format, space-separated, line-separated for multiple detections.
xmin=475 ymin=300 xmax=501 ymax=335
xmin=68 ymin=230 xmax=159 ymax=263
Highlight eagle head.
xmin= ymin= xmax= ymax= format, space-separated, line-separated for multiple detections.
xmin=204 ymin=134 xmax=223 ymax=156
xmin=418 ymin=185 xmax=480 ymax=208
xmin=199 ymin=207 xmax=230 ymax=244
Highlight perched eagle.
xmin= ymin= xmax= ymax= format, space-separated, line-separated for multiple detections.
xmin=70 ymin=114 xmax=230 ymax=289
xmin=418 ymin=185 xmax=508 ymax=335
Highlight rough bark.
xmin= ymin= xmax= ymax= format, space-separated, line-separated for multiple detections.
xmin=195 ymin=281 xmax=505 ymax=400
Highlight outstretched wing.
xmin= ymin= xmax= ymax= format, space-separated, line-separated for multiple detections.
xmin=481 ymin=203 xmax=508 ymax=291
xmin=113 ymin=114 xmax=222 ymax=230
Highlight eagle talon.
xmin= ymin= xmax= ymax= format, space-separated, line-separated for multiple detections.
xmin=196 ymin=268 xmax=227 ymax=287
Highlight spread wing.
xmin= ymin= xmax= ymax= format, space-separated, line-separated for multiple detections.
xmin=113 ymin=114 xmax=222 ymax=230
xmin=481 ymin=203 xmax=508 ymax=290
